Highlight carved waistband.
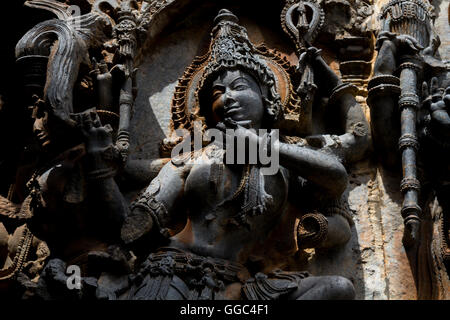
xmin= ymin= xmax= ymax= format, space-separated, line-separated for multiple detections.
xmin=136 ymin=247 xmax=250 ymax=284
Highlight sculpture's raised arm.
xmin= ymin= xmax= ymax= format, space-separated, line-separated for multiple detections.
xmin=305 ymin=49 xmax=370 ymax=164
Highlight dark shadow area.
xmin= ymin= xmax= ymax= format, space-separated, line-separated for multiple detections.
xmin=0 ymin=2 xmax=56 ymax=199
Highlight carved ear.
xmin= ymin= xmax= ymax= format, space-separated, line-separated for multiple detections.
xmin=262 ymin=97 xmax=273 ymax=117
xmin=258 ymin=81 xmax=270 ymax=102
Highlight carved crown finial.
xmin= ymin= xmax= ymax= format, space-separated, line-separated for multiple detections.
xmin=214 ymin=9 xmax=239 ymax=24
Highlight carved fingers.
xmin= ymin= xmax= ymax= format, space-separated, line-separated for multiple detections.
xmin=376 ymin=32 xmax=423 ymax=55
xmin=394 ymin=34 xmax=424 ymax=53
xmin=422 ymin=36 xmax=441 ymax=57
xmin=422 ymin=77 xmax=450 ymax=139
xmin=431 ymin=78 xmax=450 ymax=110
xmin=375 ymin=31 xmax=396 ymax=50
xmin=422 ymin=77 xmax=447 ymax=113
xmin=217 ymin=121 xmax=260 ymax=142
xmin=421 ymin=80 xmax=432 ymax=111
xmin=297 ymin=46 xmax=322 ymax=75
xmin=430 ymin=77 xmax=441 ymax=100
xmin=72 ymin=109 xmax=114 ymax=152
xmin=443 ymin=86 xmax=450 ymax=109
xmin=298 ymin=47 xmax=322 ymax=65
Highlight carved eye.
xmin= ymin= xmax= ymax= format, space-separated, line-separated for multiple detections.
xmin=35 ymin=108 xmax=47 ymax=119
xmin=212 ymin=90 xmax=223 ymax=101
xmin=231 ymin=78 xmax=250 ymax=91
xmin=233 ymin=84 xmax=248 ymax=91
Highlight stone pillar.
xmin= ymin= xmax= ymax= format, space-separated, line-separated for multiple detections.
xmin=398 ymin=60 xmax=422 ymax=246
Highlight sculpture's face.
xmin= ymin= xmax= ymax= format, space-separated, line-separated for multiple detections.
xmin=32 ymin=106 xmax=51 ymax=147
xmin=211 ymin=69 xmax=265 ymax=129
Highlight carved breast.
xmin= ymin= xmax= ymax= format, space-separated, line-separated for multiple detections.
xmin=176 ymin=150 xmax=289 ymax=261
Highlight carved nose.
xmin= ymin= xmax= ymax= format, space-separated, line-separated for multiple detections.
xmin=33 ymin=119 xmax=43 ymax=131
xmin=224 ymin=91 xmax=236 ymax=108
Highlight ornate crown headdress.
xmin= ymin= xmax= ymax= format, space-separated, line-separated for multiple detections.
xmin=169 ymin=9 xmax=298 ymax=135
xmin=196 ymin=9 xmax=283 ymax=127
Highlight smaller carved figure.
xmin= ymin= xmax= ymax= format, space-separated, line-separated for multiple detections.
xmin=0 ymin=97 xmax=132 ymax=299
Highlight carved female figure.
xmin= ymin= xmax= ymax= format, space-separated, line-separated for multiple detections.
xmin=120 ymin=9 xmax=355 ymax=300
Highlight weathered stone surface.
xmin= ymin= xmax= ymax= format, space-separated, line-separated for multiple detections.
xmin=434 ymin=0 xmax=450 ymax=61
xmin=377 ymin=168 xmax=417 ymax=300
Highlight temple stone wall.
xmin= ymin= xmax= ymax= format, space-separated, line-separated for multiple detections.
xmin=434 ymin=0 xmax=449 ymax=61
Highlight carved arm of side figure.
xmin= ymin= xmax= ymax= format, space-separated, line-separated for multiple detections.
xmin=302 ymin=48 xmax=370 ymax=164
xmin=276 ymin=140 xmax=348 ymax=198
xmin=75 ymin=109 xmax=129 ymax=238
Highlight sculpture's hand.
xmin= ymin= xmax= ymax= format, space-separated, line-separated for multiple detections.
xmin=393 ymin=34 xmax=423 ymax=54
xmin=305 ymin=134 xmax=344 ymax=157
xmin=422 ymin=77 xmax=450 ymax=138
xmin=73 ymin=109 xmax=114 ymax=153
xmin=298 ymin=46 xmax=341 ymax=93
xmin=374 ymin=32 xmax=423 ymax=77
xmin=297 ymin=47 xmax=322 ymax=73
xmin=375 ymin=31 xmax=394 ymax=51
xmin=376 ymin=31 xmax=423 ymax=54
xmin=395 ymin=34 xmax=424 ymax=53
xmin=428 ymin=80 xmax=450 ymax=111
xmin=216 ymin=119 xmax=262 ymax=148
xmin=72 ymin=109 xmax=118 ymax=174
xmin=422 ymin=36 xmax=440 ymax=57
xmin=421 ymin=79 xmax=433 ymax=111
